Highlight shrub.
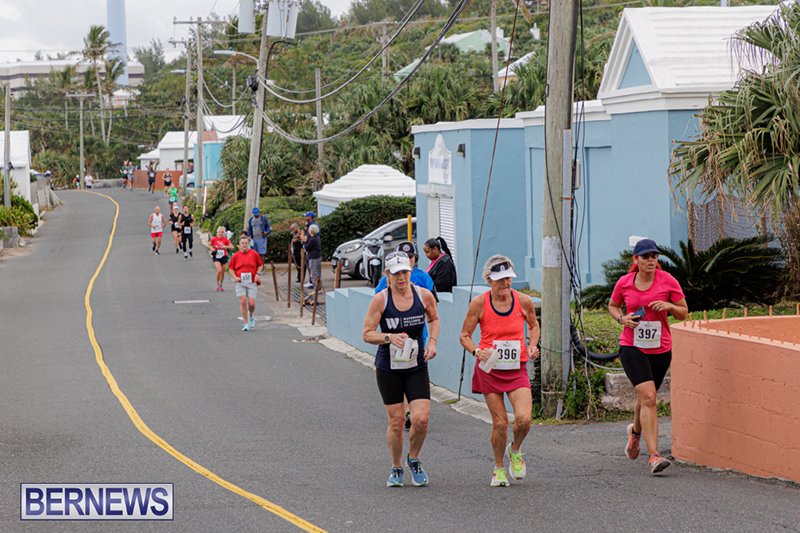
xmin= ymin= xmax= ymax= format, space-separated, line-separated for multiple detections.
xmin=207 ymin=196 xmax=311 ymax=234
xmin=0 ymin=205 xmax=37 ymax=236
xmin=317 ymin=195 xmax=416 ymax=259
xmin=581 ymin=237 xmax=784 ymax=311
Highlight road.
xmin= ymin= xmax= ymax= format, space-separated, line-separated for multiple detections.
xmin=1 ymin=189 xmax=798 ymax=532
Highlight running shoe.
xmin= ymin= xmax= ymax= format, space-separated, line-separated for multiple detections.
xmin=405 ymin=411 xmax=411 ymax=431
xmin=176 ymin=248 xmax=179 ymax=254
xmin=155 ymin=250 xmax=160 ymax=255
xmin=649 ymin=453 xmax=671 ymax=475
xmin=506 ymin=443 xmax=526 ymax=480
xmin=242 ymin=323 xmax=251 ymax=332
xmin=189 ymin=251 xmax=193 ymax=258
xmin=248 ymin=317 xmax=256 ymax=328
xmin=490 ymin=467 xmax=509 ymax=487
xmin=303 ymin=282 xmax=314 ymax=289
xmin=625 ymin=423 xmax=641 ymax=460
xmin=386 ymin=467 xmax=403 ymax=487
xmin=406 ymin=456 xmax=428 ymax=487
xmin=220 ymin=286 xmax=225 ymax=292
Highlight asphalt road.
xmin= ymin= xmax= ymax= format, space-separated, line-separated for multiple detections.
xmin=1 ymin=189 xmax=798 ymax=532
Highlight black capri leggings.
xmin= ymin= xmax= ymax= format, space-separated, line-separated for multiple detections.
xmin=181 ymin=231 xmax=193 ymax=252
xmin=619 ymin=346 xmax=671 ymax=389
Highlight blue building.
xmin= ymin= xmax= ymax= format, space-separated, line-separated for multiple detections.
xmin=327 ymin=6 xmax=778 ymax=401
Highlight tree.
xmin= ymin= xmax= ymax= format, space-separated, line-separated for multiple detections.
xmin=82 ymin=25 xmax=113 ymax=145
xmin=102 ymin=57 xmax=126 ymax=143
xmin=297 ymin=0 xmax=337 ymax=33
xmin=133 ymin=38 xmax=166 ymax=82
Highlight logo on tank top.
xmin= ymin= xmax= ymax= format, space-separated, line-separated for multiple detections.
xmin=386 ymin=318 xmax=400 ymax=329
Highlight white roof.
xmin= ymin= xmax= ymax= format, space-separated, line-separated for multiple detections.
xmin=0 ymin=131 xmax=31 ymax=168
xmin=497 ymin=51 xmax=535 ymax=79
xmin=204 ymin=115 xmax=249 ymax=139
xmin=157 ymin=131 xmax=199 ymax=151
xmin=138 ymin=148 xmax=159 ymax=160
xmin=313 ymin=164 xmax=415 ymax=204
xmin=599 ymin=6 xmax=778 ymax=99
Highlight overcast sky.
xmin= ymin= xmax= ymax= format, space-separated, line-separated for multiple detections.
xmin=0 ymin=0 xmax=353 ymax=63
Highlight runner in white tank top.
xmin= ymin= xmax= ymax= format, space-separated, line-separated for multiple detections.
xmin=148 ymin=206 xmax=165 ymax=255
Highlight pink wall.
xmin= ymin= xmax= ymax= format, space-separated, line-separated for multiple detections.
xmin=671 ymin=316 xmax=800 ymax=482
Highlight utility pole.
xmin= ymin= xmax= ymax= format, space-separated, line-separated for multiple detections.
xmin=244 ymin=4 xmax=269 ymax=231
xmin=67 ymin=93 xmax=93 ymax=190
xmin=170 ymin=37 xmax=193 ymax=199
xmin=195 ymin=18 xmax=205 ymax=205
xmin=315 ymin=67 xmax=324 ymax=191
xmin=490 ymin=0 xmax=499 ymax=93
xmin=3 ymin=84 xmax=10 ymax=208
xmin=231 ymin=67 xmax=237 ymax=116
xmin=541 ymin=1 xmax=578 ymax=418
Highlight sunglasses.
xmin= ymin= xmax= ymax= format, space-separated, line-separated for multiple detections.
xmin=490 ymin=261 xmax=511 ymax=272
xmin=640 ymin=253 xmax=659 ymax=260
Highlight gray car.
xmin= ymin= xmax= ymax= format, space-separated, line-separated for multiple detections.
xmin=331 ymin=218 xmax=417 ymax=280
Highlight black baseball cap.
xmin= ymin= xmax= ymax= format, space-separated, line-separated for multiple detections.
xmin=395 ymin=241 xmax=417 ymax=258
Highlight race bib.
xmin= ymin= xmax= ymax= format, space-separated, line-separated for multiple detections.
xmin=240 ymin=272 xmax=253 ymax=284
xmin=215 ymin=249 xmax=225 ymax=259
xmin=492 ymin=340 xmax=521 ymax=370
xmin=634 ymin=321 xmax=662 ymax=349
xmin=183 ymin=226 xmax=192 ymax=234
xmin=389 ymin=340 xmax=419 ymax=370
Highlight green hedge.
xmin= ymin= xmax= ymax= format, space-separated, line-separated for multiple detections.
xmin=0 ymin=205 xmax=37 ymax=236
xmin=206 ymin=196 xmax=312 ymax=234
xmin=317 ymin=195 xmax=416 ymax=259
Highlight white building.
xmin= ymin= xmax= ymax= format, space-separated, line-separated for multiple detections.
xmin=0 ymin=59 xmax=144 ymax=96
xmin=0 ymin=130 xmax=32 ymax=204
xmin=313 ymin=164 xmax=416 ymax=216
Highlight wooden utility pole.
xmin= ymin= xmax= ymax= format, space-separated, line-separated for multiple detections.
xmin=170 ymin=38 xmax=193 ymax=199
xmin=3 ymin=84 xmax=10 ymax=207
xmin=315 ymin=67 xmax=324 ymax=190
xmin=195 ymin=18 xmax=205 ymax=205
xmin=244 ymin=5 xmax=269 ymax=230
xmin=541 ymin=0 xmax=578 ymax=418
xmin=490 ymin=0 xmax=499 ymax=92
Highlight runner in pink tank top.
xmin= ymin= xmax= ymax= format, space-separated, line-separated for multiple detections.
xmin=460 ymin=255 xmax=540 ymax=487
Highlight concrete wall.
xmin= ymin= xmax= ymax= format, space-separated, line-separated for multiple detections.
xmin=671 ymin=317 xmax=800 ymax=483
xmin=413 ymin=126 xmax=528 ymax=289
xmin=327 ymin=285 xmax=491 ymax=402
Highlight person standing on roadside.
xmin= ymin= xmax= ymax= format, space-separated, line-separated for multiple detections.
xmin=423 ymin=237 xmax=457 ymax=293
xmin=228 ymin=235 xmax=264 ymax=332
xmin=178 ymin=205 xmax=194 ymax=260
xmin=289 ymin=223 xmax=303 ymax=282
xmin=247 ymin=207 xmax=271 ymax=261
xmin=148 ymin=206 xmax=166 ymax=255
xmin=209 ymin=226 xmax=234 ymax=291
xmin=459 ymin=255 xmax=539 ymax=487
xmin=608 ymin=238 xmax=688 ymax=475
xmin=301 ymin=223 xmax=322 ymax=296
xmin=362 ymin=251 xmax=439 ymax=488
xmin=169 ymin=204 xmax=182 ymax=253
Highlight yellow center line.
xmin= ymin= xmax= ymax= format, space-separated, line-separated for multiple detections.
xmin=83 ymin=191 xmax=326 ymax=532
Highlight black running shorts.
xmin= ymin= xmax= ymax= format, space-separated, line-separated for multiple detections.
xmin=212 ymin=256 xmax=228 ymax=265
xmin=375 ymin=367 xmax=430 ymax=405
xmin=619 ymin=346 xmax=671 ymax=389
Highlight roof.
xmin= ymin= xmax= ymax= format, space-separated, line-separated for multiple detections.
xmin=599 ymin=6 xmax=778 ymax=99
xmin=497 ymin=51 xmax=536 ymax=79
xmin=313 ymin=164 xmax=415 ymax=204
xmin=158 ymin=131 xmax=198 ymax=151
xmin=138 ymin=148 xmax=159 ymax=160
xmin=443 ymin=29 xmax=509 ymax=52
xmin=0 ymin=131 xmax=31 ymax=168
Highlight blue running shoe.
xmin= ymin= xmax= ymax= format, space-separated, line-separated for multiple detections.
xmin=248 ymin=317 xmax=256 ymax=328
xmin=242 ymin=323 xmax=251 ymax=332
xmin=406 ymin=456 xmax=428 ymax=487
xmin=386 ymin=467 xmax=403 ymax=487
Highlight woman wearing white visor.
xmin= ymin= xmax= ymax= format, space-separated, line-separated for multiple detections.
xmin=460 ymin=255 xmax=540 ymax=487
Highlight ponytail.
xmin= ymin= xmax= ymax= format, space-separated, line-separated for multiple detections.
xmin=437 ymin=236 xmax=453 ymax=257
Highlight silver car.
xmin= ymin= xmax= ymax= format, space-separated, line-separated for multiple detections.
xmin=331 ymin=218 xmax=417 ymax=280
xmin=331 ymin=238 xmax=365 ymax=279
xmin=359 ymin=218 xmax=417 ymax=280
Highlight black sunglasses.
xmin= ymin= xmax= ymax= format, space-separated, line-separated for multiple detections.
xmin=490 ymin=261 xmax=511 ymax=272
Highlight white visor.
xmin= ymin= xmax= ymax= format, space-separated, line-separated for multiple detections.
xmin=385 ymin=252 xmax=412 ymax=274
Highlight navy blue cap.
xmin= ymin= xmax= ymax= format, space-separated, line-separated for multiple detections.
xmin=304 ymin=211 xmax=315 ymax=218
xmin=633 ymin=238 xmax=659 ymax=256
xmin=395 ymin=241 xmax=417 ymax=257
xmin=252 ymin=207 xmax=260 ymax=215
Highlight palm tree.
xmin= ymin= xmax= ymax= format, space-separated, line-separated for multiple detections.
xmin=49 ymin=66 xmax=78 ymax=129
xmin=83 ymin=25 xmax=113 ymax=145
xmin=102 ymin=56 xmax=125 ymax=144
xmin=671 ymin=3 xmax=800 ymax=218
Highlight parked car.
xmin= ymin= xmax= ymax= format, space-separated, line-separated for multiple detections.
xmin=360 ymin=218 xmax=417 ymax=285
xmin=331 ymin=218 xmax=417 ymax=282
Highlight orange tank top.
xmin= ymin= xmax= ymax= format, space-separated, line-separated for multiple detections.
xmin=478 ymin=290 xmax=528 ymax=363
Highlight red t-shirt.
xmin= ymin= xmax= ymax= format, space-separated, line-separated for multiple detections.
xmin=610 ymin=269 xmax=685 ymax=354
xmin=209 ymin=236 xmax=232 ymax=257
xmin=228 ymin=249 xmax=263 ymax=281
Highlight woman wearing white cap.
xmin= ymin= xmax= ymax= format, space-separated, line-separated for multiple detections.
xmin=362 ymin=251 xmax=439 ymax=488
xmin=608 ymin=238 xmax=688 ymax=475
xmin=459 ymin=255 xmax=540 ymax=487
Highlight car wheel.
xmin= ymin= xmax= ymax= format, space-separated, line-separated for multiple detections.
xmin=350 ymin=259 xmax=365 ymax=280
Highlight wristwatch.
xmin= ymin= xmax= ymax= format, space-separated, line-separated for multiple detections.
xmin=616 ymin=315 xmax=622 ymax=324
xmin=384 ymin=334 xmax=391 ymax=344
xmin=473 ymin=348 xmax=479 ymax=357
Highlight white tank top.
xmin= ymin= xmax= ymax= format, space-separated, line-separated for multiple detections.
xmin=151 ymin=212 xmax=164 ymax=232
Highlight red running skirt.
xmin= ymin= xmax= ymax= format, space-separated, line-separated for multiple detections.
xmin=472 ymin=362 xmax=530 ymax=394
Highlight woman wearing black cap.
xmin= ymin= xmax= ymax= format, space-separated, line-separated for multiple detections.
xmin=423 ymin=237 xmax=457 ymax=293
xmin=608 ymin=238 xmax=688 ymax=475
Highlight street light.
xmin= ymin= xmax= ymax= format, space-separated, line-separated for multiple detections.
xmin=212 ymin=49 xmax=258 ymax=63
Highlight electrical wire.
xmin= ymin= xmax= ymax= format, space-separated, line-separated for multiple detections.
xmin=258 ymin=0 xmax=473 ymax=145
xmin=257 ymin=0 xmax=426 ymax=105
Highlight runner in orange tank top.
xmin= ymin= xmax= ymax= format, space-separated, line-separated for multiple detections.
xmin=460 ymin=255 xmax=540 ymax=487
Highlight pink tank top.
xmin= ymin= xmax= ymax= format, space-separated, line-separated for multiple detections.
xmin=478 ymin=290 xmax=529 ymax=363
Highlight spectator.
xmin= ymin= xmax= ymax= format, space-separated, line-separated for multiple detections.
xmin=302 ymin=223 xmax=322 ymax=293
xmin=423 ymin=237 xmax=457 ymax=293
xmin=247 ymin=207 xmax=271 ymax=261
xmin=290 ymin=222 xmax=303 ymax=282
